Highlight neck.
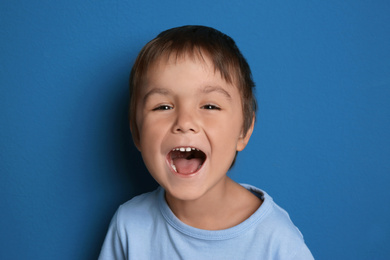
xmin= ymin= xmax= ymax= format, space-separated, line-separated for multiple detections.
xmin=165 ymin=178 xmax=262 ymax=230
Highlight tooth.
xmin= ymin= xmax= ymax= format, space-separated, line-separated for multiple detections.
xmin=172 ymin=164 xmax=177 ymax=172
xmin=180 ymin=147 xmax=185 ymax=152
xmin=192 ymin=148 xmax=195 ymax=151
xmin=186 ymin=147 xmax=191 ymax=152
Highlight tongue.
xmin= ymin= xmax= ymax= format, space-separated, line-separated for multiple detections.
xmin=173 ymin=158 xmax=202 ymax=174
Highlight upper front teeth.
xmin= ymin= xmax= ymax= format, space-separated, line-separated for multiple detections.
xmin=172 ymin=147 xmax=199 ymax=152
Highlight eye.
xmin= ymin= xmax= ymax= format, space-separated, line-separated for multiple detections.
xmin=202 ymin=104 xmax=221 ymax=110
xmin=152 ymin=105 xmax=173 ymax=111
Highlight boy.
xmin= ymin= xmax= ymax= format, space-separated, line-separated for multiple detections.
xmin=99 ymin=25 xmax=313 ymax=259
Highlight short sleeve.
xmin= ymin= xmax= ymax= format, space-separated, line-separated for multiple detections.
xmin=291 ymin=243 xmax=314 ymax=260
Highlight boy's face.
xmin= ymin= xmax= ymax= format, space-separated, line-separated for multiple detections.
xmin=132 ymin=53 xmax=253 ymax=201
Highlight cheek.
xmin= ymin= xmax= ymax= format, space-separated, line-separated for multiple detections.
xmin=138 ymin=120 xmax=155 ymax=146
xmin=138 ymin=115 xmax=169 ymax=150
xmin=206 ymin=114 xmax=243 ymax=145
xmin=137 ymin=118 xmax=164 ymax=173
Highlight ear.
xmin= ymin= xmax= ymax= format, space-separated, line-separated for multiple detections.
xmin=236 ymin=116 xmax=255 ymax=151
xmin=130 ymin=121 xmax=141 ymax=151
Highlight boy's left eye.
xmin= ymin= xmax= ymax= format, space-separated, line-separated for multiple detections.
xmin=202 ymin=104 xmax=221 ymax=110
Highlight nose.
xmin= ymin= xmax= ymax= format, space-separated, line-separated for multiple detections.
xmin=172 ymin=107 xmax=199 ymax=134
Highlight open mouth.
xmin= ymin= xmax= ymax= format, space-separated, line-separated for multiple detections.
xmin=168 ymin=147 xmax=206 ymax=175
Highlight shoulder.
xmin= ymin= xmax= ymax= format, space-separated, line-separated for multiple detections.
xmin=98 ymin=188 xmax=164 ymax=260
xmin=114 ymin=187 xmax=162 ymax=229
xmin=242 ymin=184 xmax=312 ymax=259
xmin=243 ymin=184 xmax=303 ymax=236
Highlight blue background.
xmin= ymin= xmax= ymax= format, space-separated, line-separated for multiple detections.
xmin=1 ymin=1 xmax=389 ymax=259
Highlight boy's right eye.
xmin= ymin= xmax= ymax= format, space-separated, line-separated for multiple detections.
xmin=152 ymin=105 xmax=173 ymax=111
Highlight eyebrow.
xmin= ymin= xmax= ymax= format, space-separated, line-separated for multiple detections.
xmin=142 ymin=85 xmax=232 ymax=103
xmin=143 ymin=88 xmax=172 ymax=103
xmin=202 ymin=86 xmax=232 ymax=99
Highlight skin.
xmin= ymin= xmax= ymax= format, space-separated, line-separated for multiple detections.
xmin=132 ymin=53 xmax=261 ymax=230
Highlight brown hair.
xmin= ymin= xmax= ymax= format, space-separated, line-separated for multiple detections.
xmin=129 ymin=25 xmax=257 ymax=166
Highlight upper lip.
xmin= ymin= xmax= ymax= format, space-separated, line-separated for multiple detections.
xmin=166 ymin=142 xmax=206 ymax=154
xmin=167 ymin=145 xmax=207 ymax=160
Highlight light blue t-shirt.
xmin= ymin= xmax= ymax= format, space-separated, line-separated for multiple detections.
xmin=98 ymin=184 xmax=314 ymax=260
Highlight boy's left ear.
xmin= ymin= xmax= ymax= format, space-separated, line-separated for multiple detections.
xmin=236 ymin=117 xmax=255 ymax=151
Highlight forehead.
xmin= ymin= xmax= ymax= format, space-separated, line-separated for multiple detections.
xmin=147 ymin=52 xmax=211 ymax=78
xmin=143 ymin=50 xmax=239 ymax=88
xmin=142 ymin=56 xmax=233 ymax=97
